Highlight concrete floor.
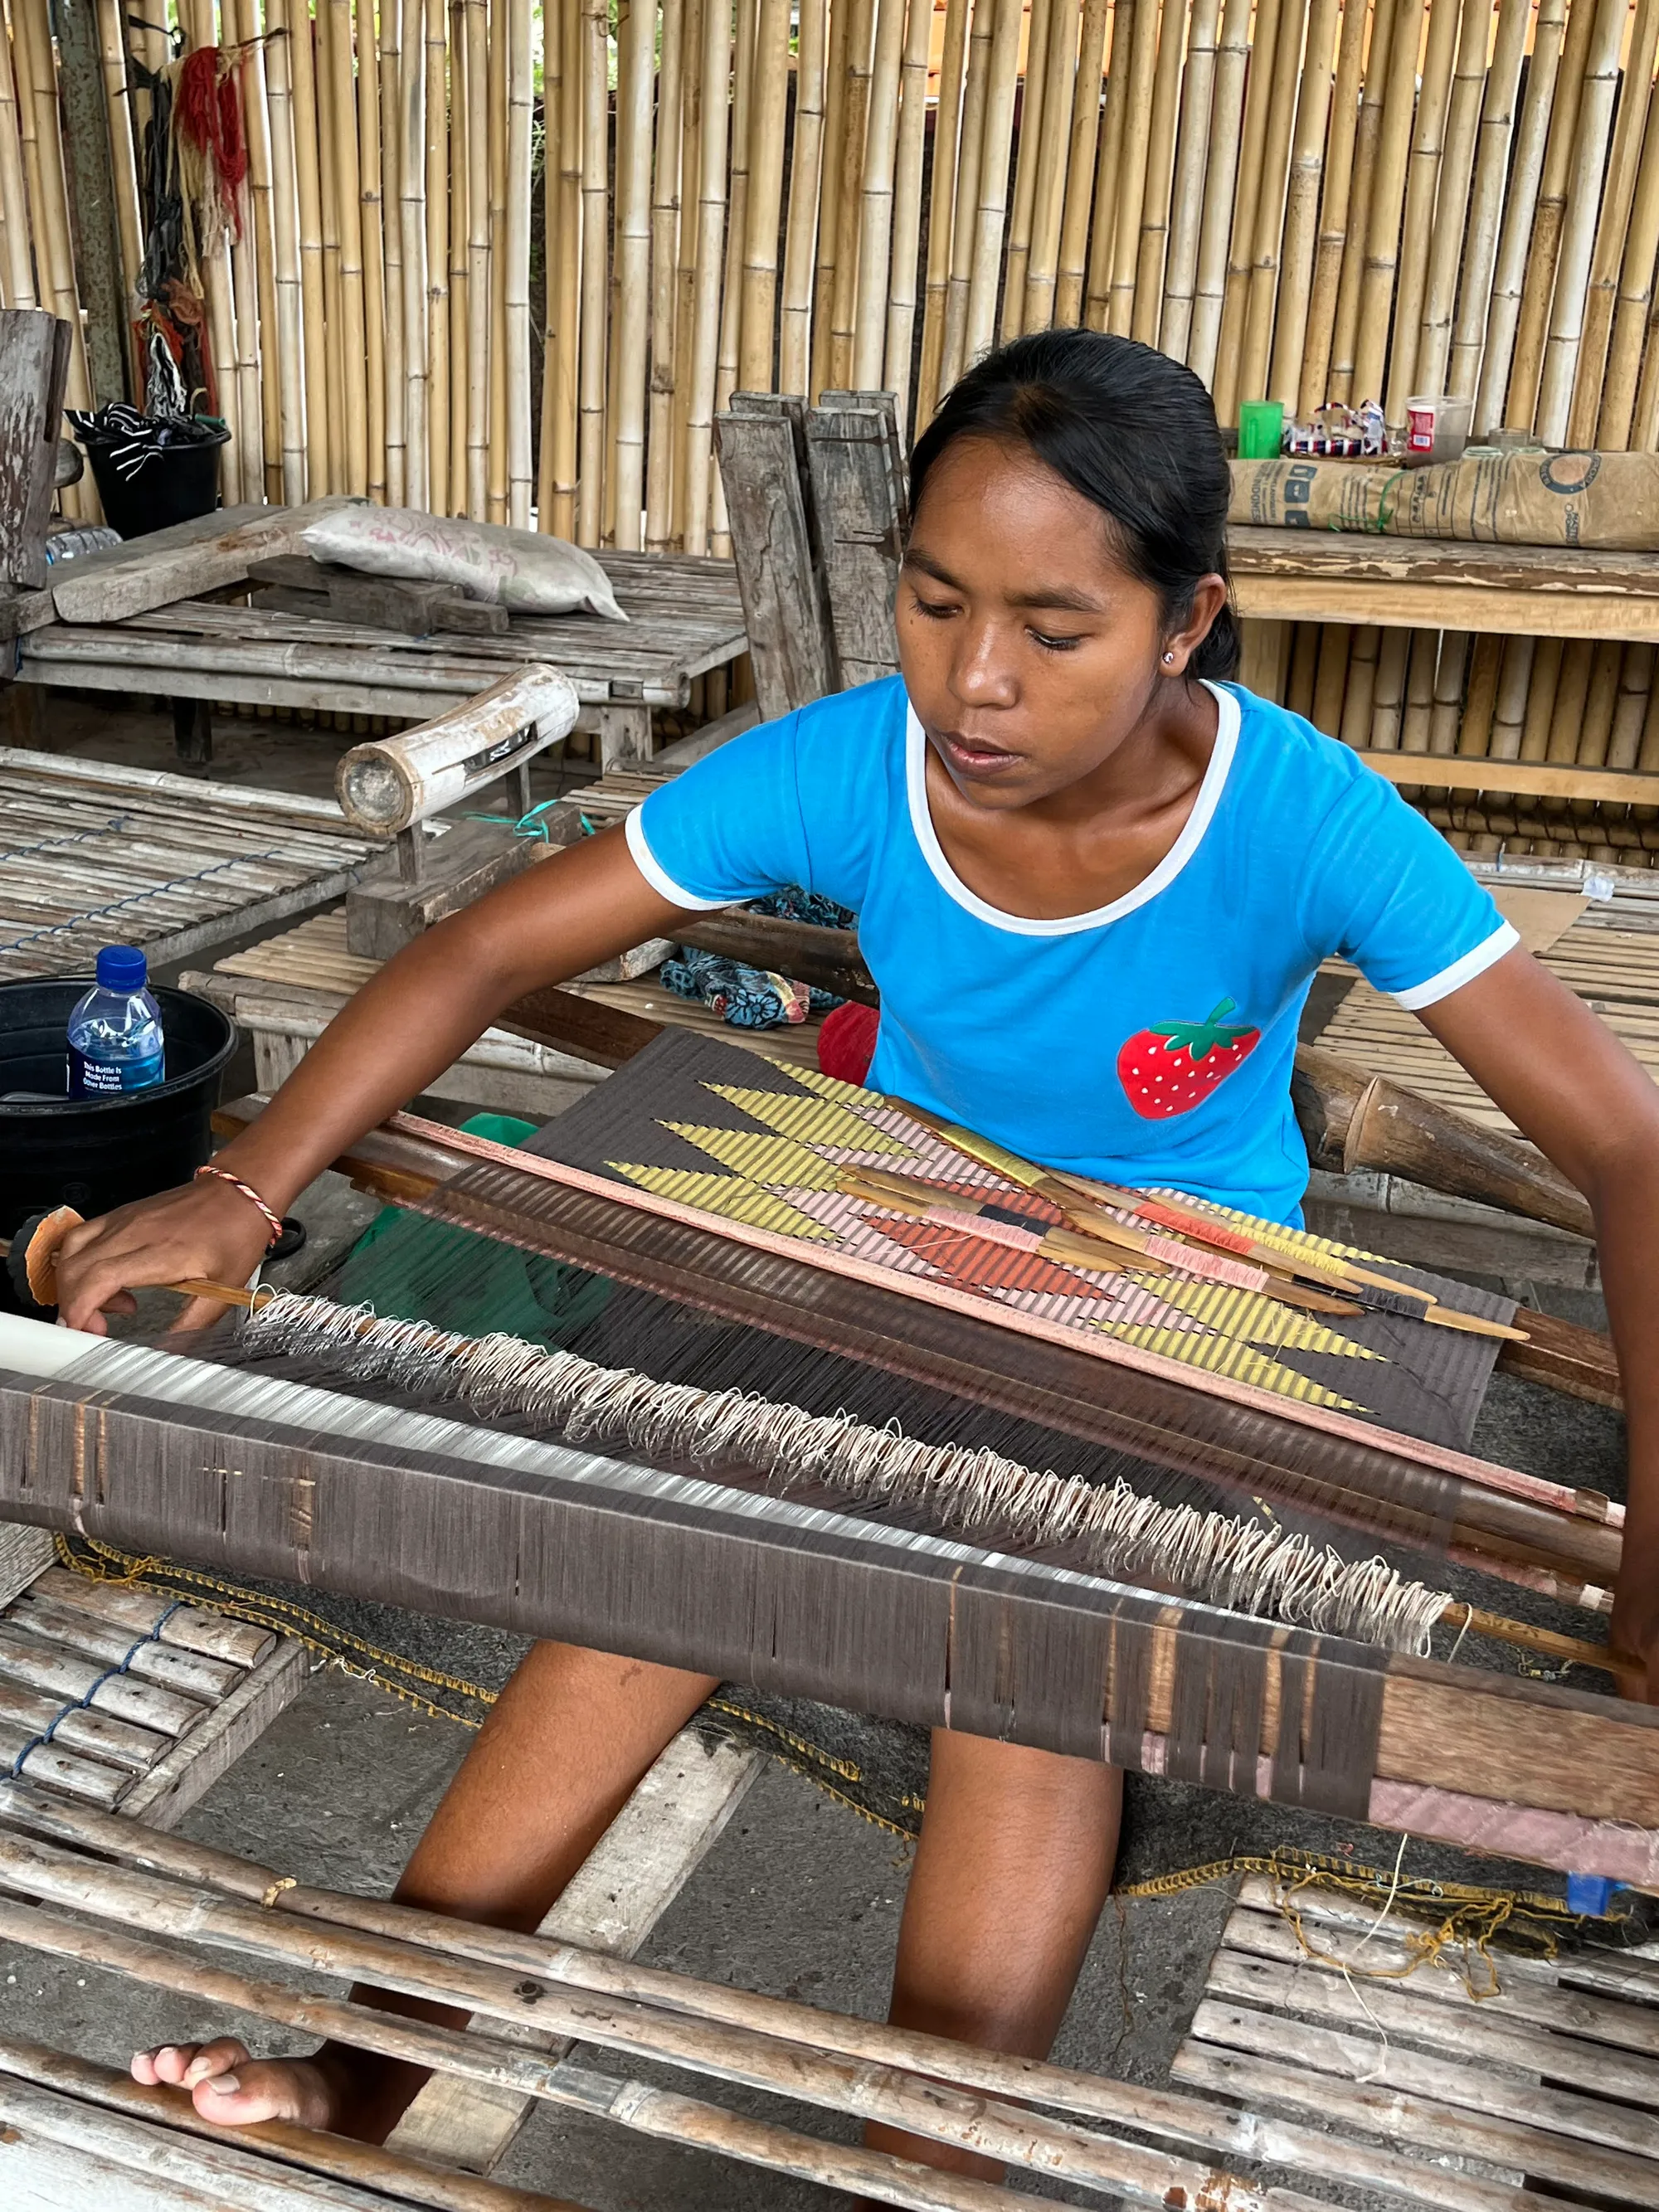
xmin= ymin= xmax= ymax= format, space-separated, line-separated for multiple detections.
xmin=0 ymin=686 xmax=1642 ymax=2208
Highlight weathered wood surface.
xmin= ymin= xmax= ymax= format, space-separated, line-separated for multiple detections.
xmin=387 ymin=1728 xmax=762 ymax=2173
xmin=346 ymin=827 xmax=544 ymax=959
xmin=1365 ymin=752 xmax=1659 ymax=804
xmin=120 ymin=1637 xmax=308 ymax=1831
xmin=335 ymin=668 xmax=580 ymax=832
xmin=0 ymin=312 xmax=71 ymax=591
xmin=1229 ymin=526 xmax=1659 ymax=595
xmin=0 ymin=586 xmax=56 ymax=641
xmin=45 ymin=503 xmax=333 ymax=623
xmin=805 ymin=393 xmax=905 ymax=690
xmin=715 ymin=396 xmax=839 ymax=717
xmin=0 ymin=750 xmax=383 ymax=980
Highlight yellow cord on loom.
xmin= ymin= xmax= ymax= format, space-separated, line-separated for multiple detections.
xmin=56 ymin=1537 xmax=1616 ymax=1984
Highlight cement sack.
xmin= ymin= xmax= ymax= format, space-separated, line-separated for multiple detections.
xmin=1228 ymin=450 xmax=1659 ymax=550
xmin=301 ymin=505 xmax=628 ymax=620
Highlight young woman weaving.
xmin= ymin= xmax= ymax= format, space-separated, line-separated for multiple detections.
xmin=55 ymin=330 xmax=1659 ymax=2179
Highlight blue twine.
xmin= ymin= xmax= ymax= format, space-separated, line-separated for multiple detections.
xmin=464 ymin=799 xmax=565 ymax=842
xmin=10 ymin=1600 xmax=185 ymax=1777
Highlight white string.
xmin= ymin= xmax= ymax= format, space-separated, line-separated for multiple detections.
xmin=246 ymin=1291 xmax=1453 ymax=1655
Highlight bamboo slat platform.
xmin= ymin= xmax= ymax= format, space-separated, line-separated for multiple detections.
xmin=0 ymin=1563 xmax=304 ymax=1830
xmin=1175 ymin=1873 xmax=1659 ymax=2203
xmin=16 ymin=545 xmax=748 ymax=771
xmin=0 ymin=748 xmax=385 ymax=980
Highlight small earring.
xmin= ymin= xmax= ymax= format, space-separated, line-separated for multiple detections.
xmin=1162 ymin=650 xmax=1176 ymax=664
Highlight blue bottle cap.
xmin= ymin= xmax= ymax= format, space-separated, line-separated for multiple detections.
xmin=95 ymin=944 xmax=148 ymax=991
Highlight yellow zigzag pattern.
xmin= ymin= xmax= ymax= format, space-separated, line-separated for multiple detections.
xmin=607 ymin=1162 xmax=836 ymax=1243
xmin=1134 ymin=1276 xmax=1381 ymax=1364
xmin=1097 ymin=1315 xmax=1362 ymax=1409
xmin=659 ymin=1122 xmax=849 ymax=1191
xmin=700 ymin=1082 xmax=915 ymax=1159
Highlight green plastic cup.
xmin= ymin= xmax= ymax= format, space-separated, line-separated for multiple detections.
xmin=1236 ymin=400 xmax=1285 ymax=459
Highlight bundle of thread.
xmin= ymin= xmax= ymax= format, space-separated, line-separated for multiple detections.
xmin=661 ymin=887 xmax=854 ymax=1031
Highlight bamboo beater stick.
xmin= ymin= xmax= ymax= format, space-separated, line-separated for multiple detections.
xmin=1382 ymin=0 xmax=1461 ymax=427
xmin=1001 ymin=0 xmax=1054 ymax=337
xmin=1536 ymin=0 xmax=1635 ymax=446
xmin=1498 ymin=0 xmax=1593 ymax=434
xmin=1131 ymin=0 xmax=1188 ymax=346
xmin=398 ymin=0 xmax=428 ymax=511
xmin=576 ymin=0 xmax=607 ymax=544
xmin=646 ymin=0 xmax=685 ymax=544
xmin=941 ymin=0 xmax=993 ymax=388
xmin=780 ymin=0 xmax=829 ymax=396
xmin=1564 ymin=0 xmax=1659 ymax=446
xmin=504 ymin=0 xmax=533 ymax=526
xmin=1055 ymin=0 xmax=1109 ymax=332
xmin=1184 ymin=0 xmax=1248 ymax=381
xmin=1451 ymin=0 xmax=1535 ymax=407
xmin=1267 ymin=0 xmax=1340 ymax=412
xmin=357 ymin=0 xmax=388 ymax=503
xmin=610 ymin=0 xmax=654 ymax=547
xmin=1413 ymin=0 xmax=1493 ymax=403
xmin=883 ymin=0 xmax=934 ymax=414
xmin=378 ymin=0 xmax=406 ymax=506
xmin=1296 ymin=0 xmax=1368 ymax=414
xmin=1350 ymin=0 xmax=1427 ymax=417
xmin=1021 ymin=0 xmax=1080 ymax=334
xmin=854 ymin=0 xmax=907 ymax=382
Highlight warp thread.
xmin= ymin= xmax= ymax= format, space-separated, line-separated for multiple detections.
xmin=245 ymin=1291 xmax=1451 ymax=1654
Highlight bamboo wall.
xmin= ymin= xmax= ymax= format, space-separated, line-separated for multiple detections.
xmin=7 ymin=0 xmax=1659 ymax=854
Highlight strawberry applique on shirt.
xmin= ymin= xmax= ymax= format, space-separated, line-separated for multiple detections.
xmin=1117 ymin=998 xmax=1262 ymax=1119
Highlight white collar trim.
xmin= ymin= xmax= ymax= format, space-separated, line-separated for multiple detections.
xmin=903 ymin=680 xmax=1240 ymax=936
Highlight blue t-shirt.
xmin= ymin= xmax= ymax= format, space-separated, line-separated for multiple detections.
xmin=625 ymin=677 xmax=1515 ymax=1223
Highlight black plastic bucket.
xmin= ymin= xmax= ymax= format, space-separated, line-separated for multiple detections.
xmin=82 ymin=425 xmax=230 ymax=539
xmin=0 ymin=980 xmax=237 ymax=1260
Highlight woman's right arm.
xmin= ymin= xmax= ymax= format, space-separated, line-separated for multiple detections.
xmin=53 ymin=829 xmax=691 ymax=1331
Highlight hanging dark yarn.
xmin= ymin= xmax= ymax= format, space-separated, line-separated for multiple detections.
xmin=173 ymin=46 xmax=248 ymax=239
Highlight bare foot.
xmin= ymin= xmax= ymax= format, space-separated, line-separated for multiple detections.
xmin=133 ymin=2039 xmax=345 ymax=2129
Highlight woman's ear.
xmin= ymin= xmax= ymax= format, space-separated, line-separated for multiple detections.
xmin=1160 ymin=574 xmax=1230 ymax=674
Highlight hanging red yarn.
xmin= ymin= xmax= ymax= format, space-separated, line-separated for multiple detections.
xmin=174 ymin=46 xmax=248 ymax=238
xmin=817 ymin=1000 xmax=880 ymax=1086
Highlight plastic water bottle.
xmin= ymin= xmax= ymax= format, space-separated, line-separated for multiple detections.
xmin=67 ymin=946 xmax=165 ymax=1097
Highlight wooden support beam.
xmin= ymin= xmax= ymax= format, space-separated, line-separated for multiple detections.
xmin=0 ymin=309 xmax=71 ymax=589
xmin=714 ymin=395 xmax=839 ymax=717
xmin=804 ymin=392 xmax=906 ymax=690
xmin=52 ymin=0 xmax=126 ymax=406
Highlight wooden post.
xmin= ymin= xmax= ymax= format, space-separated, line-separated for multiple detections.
xmin=716 ymin=394 xmax=838 ymax=715
xmin=805 ymin=393 xmax=903 ymax=690
xmin=52 ymin=0 xmax=125 ymax=404
xmin=0 ymin=308 xmax=70 ymax=589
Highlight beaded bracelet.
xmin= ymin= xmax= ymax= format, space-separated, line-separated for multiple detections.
xmin=195 ymin=1164 xmax=285 ymax=1250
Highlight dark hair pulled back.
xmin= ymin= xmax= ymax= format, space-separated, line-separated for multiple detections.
xmin=909 ymin=328 xmax=1239 ymax=681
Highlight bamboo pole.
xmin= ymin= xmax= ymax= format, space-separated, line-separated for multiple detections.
xmin=13 ymin=0 xmax=92 ymax=414
xmin=0 ymin=0 xmax=35 ymax=312
xmin=1487 ymin=636 xmax=1534 ymax=761
xmin=397 ymin=0 xmax=427 ymax=509
xmin=1599 ymin=56 xmax=1659 ymax=448
xmin=1608 ymin=644 xmax=1656 ymax=768
xmin=941 ymin=0 xmax=995 ymax=385
xmin=504 ymin=0 xmax=533 ymax=525
xmin=1537 ymin=0 xmax=1637 ymax=446
xmin=1106 ymin=0 xmax=1163 ymax=339
xmin=1400 ymin=629 xmax=1436 ymax=751
xmin=965 ymin=0 xmax=1024 ymax=361
xmin=537 ymin=0 xmax=562 ymax=526
xmin=1158 ymin=0 xmax=1218 ymax=360
xmin=1185 ymin=0 xmax=1248 ymax=381
xmin=1286 ymin=621 xmax=1319 ymax=721
xmin=1267 ymin=0 xmax=1340 ymax=413
xmin=548 ymin=0 xmax=581 ymax=532
xmin=326 ymin=0 xmax=368 ymax=494
xmin=1457 ymin=633 xmax=1502 ymax=758
xmin=445 ymin=0 xmax=469 ymax=508
xmin=611 ymin=0 xmax=654 ymax=546
xmin=1451 ymin=0 xmax=1534 ymax=407
xmin=1369 ymin=626 xmax=1410 ymax=750
xmin=1131 ymin=0 xmax=1189 ymax=345
xmin=1238 ymin=0 xmax=1311 ymax=409
xmin=854 ymin=0 xmax=906 ymax=382
xmin=1055 ymin=0 xmax=1109 ymax=332
xmin=315 ymin=0 xmax=346 ymax=489
xmin=93 ymin=0 xmax=143 ymax=376
xmin=1350 ymin=0 xmax=1427 ymax=416
xmin=1414 ymin=0 xmax=1494 ymax=403
xmin=1429 ymin=632 xmax=1470 ymax=756
xmin=287 ymin=0 xmax=332 ymax=491
xmin=1085 ymin=0 xmax=1130 ymax=328
xmin=1495 ymin=0 xmax=1590 ymax=434
xmin=1002 ymin=0 xmax=1054 ymax=338
xmin=356 ymin=0 xmax=387 ymax=503
xmin=669 ymin=0 xmax=703 ymax=533
xmin=682 ymin=0 xmax=729 ymax=553
xmin=884 ymin=0 xmax=935 ymax=416
xmin=576 ymin=0 xmax=608 ymax=543
xmin=1297 ymin=0 xmax=1369 ymax=413
xmin=1209 ymin=0 xmax=1285 ymax=421
xmin=263 ymin=0 xmax=308 ymax=498
xmin=1338 ymin=625 xmax=1379 ymax=747
xmin=1330 ymin=0 xmax=1402 ymax=407
xmin=1564 ymin=0 xmax=1659 ymax=446
xmin=711 ymin=0 xmax=754 ymax=550
xmin=1022 ymin=0 xmax=1080 ymax=335
xmin=377 ymin=0 xmax=406 ymax=506
xmin=645 ymin=0 xmax=685 ymax=544
xmin=1310 ymin=625 xmax=1350 ymax=737
xmin=829 ymin=0 xmax=877 ymax=388
xmin=462 ymin=0 xmax=489 ymax=515
xmin=781 ymin=0 xmax=830 ymax=396
xmin=226 ymin=117 xmax=267 ymax=503
xmin=810 ymin=0 xmax=852 ymax=396
xmin=236 ymin=0 xmax=283 ymax=500
xmin=1382 ymin=0 xmax=1462 ymax=428
xmin=488 ymin=0 xmax=511 ymax=523
xmin=423 ymin=0 xmax=449 ymax=512
xmin=1520 ymin=636 xmax=1564 ymax=761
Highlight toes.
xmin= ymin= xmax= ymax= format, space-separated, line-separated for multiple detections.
xmin=180 ymin=2039 xmax=253 ymax=2089
xmin=191 ymin=2058 xmax=333 ymax=2130
xmin=136 ymin=2044 xmax=202 ymax=2086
